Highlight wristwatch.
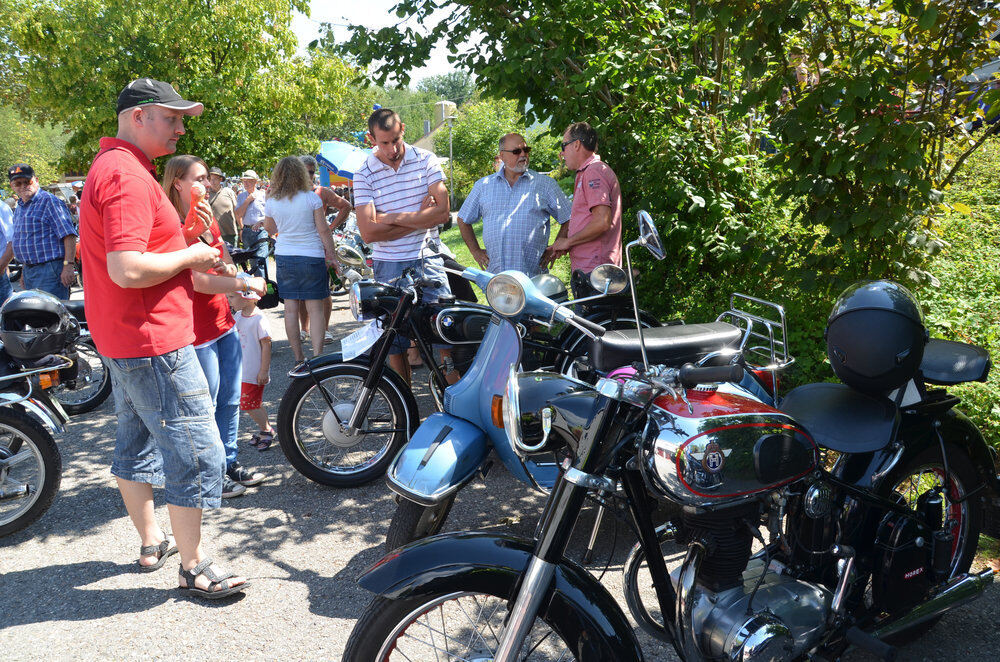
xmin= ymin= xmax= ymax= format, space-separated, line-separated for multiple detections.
xmin=62 ymin=260 xmax=73 ymax=266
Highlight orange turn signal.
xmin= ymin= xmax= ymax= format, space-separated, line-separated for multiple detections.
xmin=491 ymin=394 xmax=504 ymax=428
xmin=37 ymin=371 xmax=60 ymax=390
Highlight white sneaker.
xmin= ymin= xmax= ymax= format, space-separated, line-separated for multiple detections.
xmin=300 ymin=330 xmax=308 ymax=341
xmin=323 ymin=332 xmax=335 ymax=345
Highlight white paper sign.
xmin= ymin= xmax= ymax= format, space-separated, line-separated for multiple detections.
xmin=341 ymin=320 xmax=383 ymax=361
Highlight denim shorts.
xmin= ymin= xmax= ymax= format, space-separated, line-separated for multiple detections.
xmin=275 ymin=255 xmax=330 ymax=300
xmin=373 ymin=256 xmax=451 ymax=355
xmin=107 ymin=345 xmax=226 ymax=508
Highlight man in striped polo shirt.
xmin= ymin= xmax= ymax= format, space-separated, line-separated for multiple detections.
xmin=354 ymin=108 xmax=454 ymax=385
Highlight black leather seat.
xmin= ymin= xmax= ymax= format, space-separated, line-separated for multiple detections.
xmin=920 ymin=338 xmax=991 ymax=385
xmin=779 ymin=382 xmax=897 ymax=453
xmin=61 ymin=300 xmax=86 ymax=324
xmin=589 ymin=322 xmax=741 ymax=372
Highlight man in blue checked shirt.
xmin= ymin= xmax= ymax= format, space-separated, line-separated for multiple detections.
xmin=458 ymin=133 xmax=571 ymax=277
xmin=5 ymin=164 xmax=78 ymax=299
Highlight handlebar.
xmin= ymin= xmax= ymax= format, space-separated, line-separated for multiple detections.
xmin=570 ymin=314 xmax=606 ymax=337
xmin=677 ymin=363 xmax=744 ymax=389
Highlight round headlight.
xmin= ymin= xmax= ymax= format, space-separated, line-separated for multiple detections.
xmin=486 ymin=274 xmax=526 ymax=316
xmin=349 ymin=281 xmax=362 ymax=321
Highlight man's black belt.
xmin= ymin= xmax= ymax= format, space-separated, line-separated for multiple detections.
xmin=23 ymin=258 xmax=63 ymax=267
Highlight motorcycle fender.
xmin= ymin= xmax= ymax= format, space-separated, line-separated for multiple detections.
xmin=360 ymin=531 xmax=644 ymax=662
xmin=936 ymin=410 xmax=1000 ymax=494
xmin=287 ymin=353 xmax=420 ymax=439
xmin=385 ymin=412 xmax=489 ymax=505
xmin=0 ymin=394 xmax=68 ymax=433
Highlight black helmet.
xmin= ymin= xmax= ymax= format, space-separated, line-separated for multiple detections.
xmin=825 ymin=280 xmax=928 ymax=394
xmin=0 ymin=290 xmax=79 ymax=361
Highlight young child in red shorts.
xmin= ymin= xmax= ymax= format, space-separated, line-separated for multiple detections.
xmin=228 ymin=290 xmax=275 ymax=450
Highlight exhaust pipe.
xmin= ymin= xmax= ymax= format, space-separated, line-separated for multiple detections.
xmin=874 ymin=568 xmax=994 ymax=640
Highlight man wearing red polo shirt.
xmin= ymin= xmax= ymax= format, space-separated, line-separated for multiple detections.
xmin=543 ymin=121 xmax=623 ymax=298
xmin=79 ymin=78 xmax=249 ymax=600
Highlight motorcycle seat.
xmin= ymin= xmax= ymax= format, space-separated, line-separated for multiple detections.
xmin=61 ymin=300 xmax=86 ymax=324
xmin=779 ymin=382 xmax=897 ymax=453
xmin=589 ymin=322 xmax=742 ymax=373
xmin=920 ymin=338 xmax=991 ymax=385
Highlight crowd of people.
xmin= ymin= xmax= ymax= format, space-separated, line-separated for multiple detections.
xmin=5 ymin=76 xmax=623 ymax=600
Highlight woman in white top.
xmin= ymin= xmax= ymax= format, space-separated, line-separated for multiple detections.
xmin=263 ymin=157 xmax=337 ymax=362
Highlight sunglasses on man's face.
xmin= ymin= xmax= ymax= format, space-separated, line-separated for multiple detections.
xmin=560 ymin=139 xmax=579 ymax=151
xmin=501 ymin=147 xmax=531 ymax=156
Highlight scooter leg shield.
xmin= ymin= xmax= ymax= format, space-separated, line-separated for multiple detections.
xmin=358 ymin=531 xmax=644 ymax=662
xmin=385 ymin=412 xmax=489 ymax=505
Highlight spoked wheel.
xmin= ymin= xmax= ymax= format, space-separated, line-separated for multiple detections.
xmin=277 ymin=364 xmax=409 ymax=487
xmin=0 ymin=409 xmax=61 ymax=537
xmin=870 ymin=443 xmax=983 ymax=641
xmin=51 ymin=337 xmax=112 ymax=415
xmin=343 ymin=591 xmax=578 ymax=662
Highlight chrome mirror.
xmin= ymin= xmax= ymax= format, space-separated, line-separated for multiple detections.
xmin=637 ymin=210 xmax=664 ymax=260
xmin=590 ymin=264 xmax=627 ymax=295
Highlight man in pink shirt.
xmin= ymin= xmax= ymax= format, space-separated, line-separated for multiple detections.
xmin=543 ymin=122 xmax=622 ymax=298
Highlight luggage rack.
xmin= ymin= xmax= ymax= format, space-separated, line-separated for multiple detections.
xmin=716 ymin=293 xmax=794 ymax=373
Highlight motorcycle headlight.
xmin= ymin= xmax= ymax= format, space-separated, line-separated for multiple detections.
xmin=349 ymin=281 xmax=364 ymax=321
xmin=486 ymin=274 xmax=526 ymax=317
xmin=337 ymin=244 xmax=364 ymax=268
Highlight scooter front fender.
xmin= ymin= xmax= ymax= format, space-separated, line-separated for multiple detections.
xmin=359 ymin=531 xmax=644 ymax=662
xmin=385 ymin=412 xmax=489 ymax=505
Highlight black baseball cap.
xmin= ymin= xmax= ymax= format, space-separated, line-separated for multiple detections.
xmin=7 ymin=164 xmax=34 ymax=182
xmin=116 ymin=78 xmax=204 ymax=116
xmin=208 ymin=167 xmax=225 ymax=177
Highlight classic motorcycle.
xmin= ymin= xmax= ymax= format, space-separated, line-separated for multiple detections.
xmin=382 ymin=212 xmax=789 ymax=551
xmin=50 ymin=300 xmax=112 ymax=415
xmin=343 ymin=217 xmax=998 ymax=662
xmin=276 ymin=265 xmax=659 ymax=489
xmin=0 ymin=291 xmax=74 ymax=537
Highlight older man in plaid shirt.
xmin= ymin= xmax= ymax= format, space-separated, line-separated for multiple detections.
xmin=458 ymin=133 xmax=570 ymax=277
xmin=5 ymin=163 xmax=78 ymax=299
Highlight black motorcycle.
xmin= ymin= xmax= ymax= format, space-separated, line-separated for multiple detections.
xmin=276 ymin=267 xmax=659 ymax=488
xmin=0 ymin=291 xmax=75 ymax=537
xmin=343 ymin=228 xmax=998 ymax=661
xmin=47 ymin=300 xmax=111 ymax=415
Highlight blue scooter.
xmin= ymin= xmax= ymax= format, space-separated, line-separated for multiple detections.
xmin=384 ymin=211 xmax=792 ymax=551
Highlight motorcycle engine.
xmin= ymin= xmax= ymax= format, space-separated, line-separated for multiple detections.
xmin=678 ymin=557 xmax=833 ymax=661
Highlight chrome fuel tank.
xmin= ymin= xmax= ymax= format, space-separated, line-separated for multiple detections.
xmin=641 ymin=387 xmax=818 ymax=508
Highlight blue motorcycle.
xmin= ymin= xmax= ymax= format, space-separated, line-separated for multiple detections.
xmin=384 ymin=211 xmax=792 ymax=550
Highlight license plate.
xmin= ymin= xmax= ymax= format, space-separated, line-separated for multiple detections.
xmin=341 ymin=320 xmax=383 ymax=361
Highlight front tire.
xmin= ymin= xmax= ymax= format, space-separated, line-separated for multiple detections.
xmin=52 ymin=337 xmax=112 ymax=415
xmin=385 ymin=495 xmax=455 ymax=552
xmin=0 ymin=408 xmax=61 ymax=537
xmin=343 ymin=590 xmax=578 ymax=661
xmin=277 ymin=364 xmax=410 ymax=487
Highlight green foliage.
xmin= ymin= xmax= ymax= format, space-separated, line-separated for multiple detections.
xmin=416 ymin=71 xmax=477 ymax=104
xmin=0 ymin=106 xmax=67 ymax=184
xmin=0 ymin=0 xmax=370 ymax=175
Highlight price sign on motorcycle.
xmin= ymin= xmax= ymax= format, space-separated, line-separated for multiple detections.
xmin=341 ymin=320 xmax=383 ymax=361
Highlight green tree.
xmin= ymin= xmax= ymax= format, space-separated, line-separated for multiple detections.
xmin=0 ymin=0 xmax=371 ymax=175
xmin=0 ymin=106 xmax=67 ymax=184
xmin=416 ymin=71 xmax=477 ymax=104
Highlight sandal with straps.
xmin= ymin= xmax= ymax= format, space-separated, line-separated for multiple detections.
xmin=138 ymin=537 xmax=177 ymax=572
xmin=178 ymin=559 xmax=250 ymax=600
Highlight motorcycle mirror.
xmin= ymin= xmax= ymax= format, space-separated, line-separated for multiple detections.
xmin=590 ymin=264 xmax=628 ymax=295
xmin=637 ymin=210 xmax=665 ymax=260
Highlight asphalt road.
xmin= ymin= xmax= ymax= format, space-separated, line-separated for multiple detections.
xmin=0 ymin=290 xmax=997 ymax=661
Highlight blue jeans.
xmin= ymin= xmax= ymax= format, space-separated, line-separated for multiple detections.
xmin=107 ymin=345 xmax=225 ymax=508
xmin=241 ymin=226 xmax=269 ymax=277
xmin=23 ymin=259 xmax=69 ymax=299
xmin=372 ymin=256 xmax=451 ymax=355
xmin=195 ymin=329 xmax=242 ymax=469
xmin=0 ymin=272 xmax=11 ymax=305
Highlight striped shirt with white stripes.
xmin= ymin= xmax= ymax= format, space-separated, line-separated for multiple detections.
xmin=353 ymin=144 xmax=445 ymax=261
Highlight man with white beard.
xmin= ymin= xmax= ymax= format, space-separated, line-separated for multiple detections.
xmin=458 ymin=132 xmax=570 ymax=277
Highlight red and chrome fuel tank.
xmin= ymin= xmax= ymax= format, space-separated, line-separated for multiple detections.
xmin=640 ymin=385 xmax=818 ymax=508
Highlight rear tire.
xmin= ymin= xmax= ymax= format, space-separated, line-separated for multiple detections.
xmin=385 ymin=495 xmax=455 ymax=553
xmin=0 ymin=408 xmax=61 ymax=537
xmin=277 ymin=364 xmax=410 ymax=487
